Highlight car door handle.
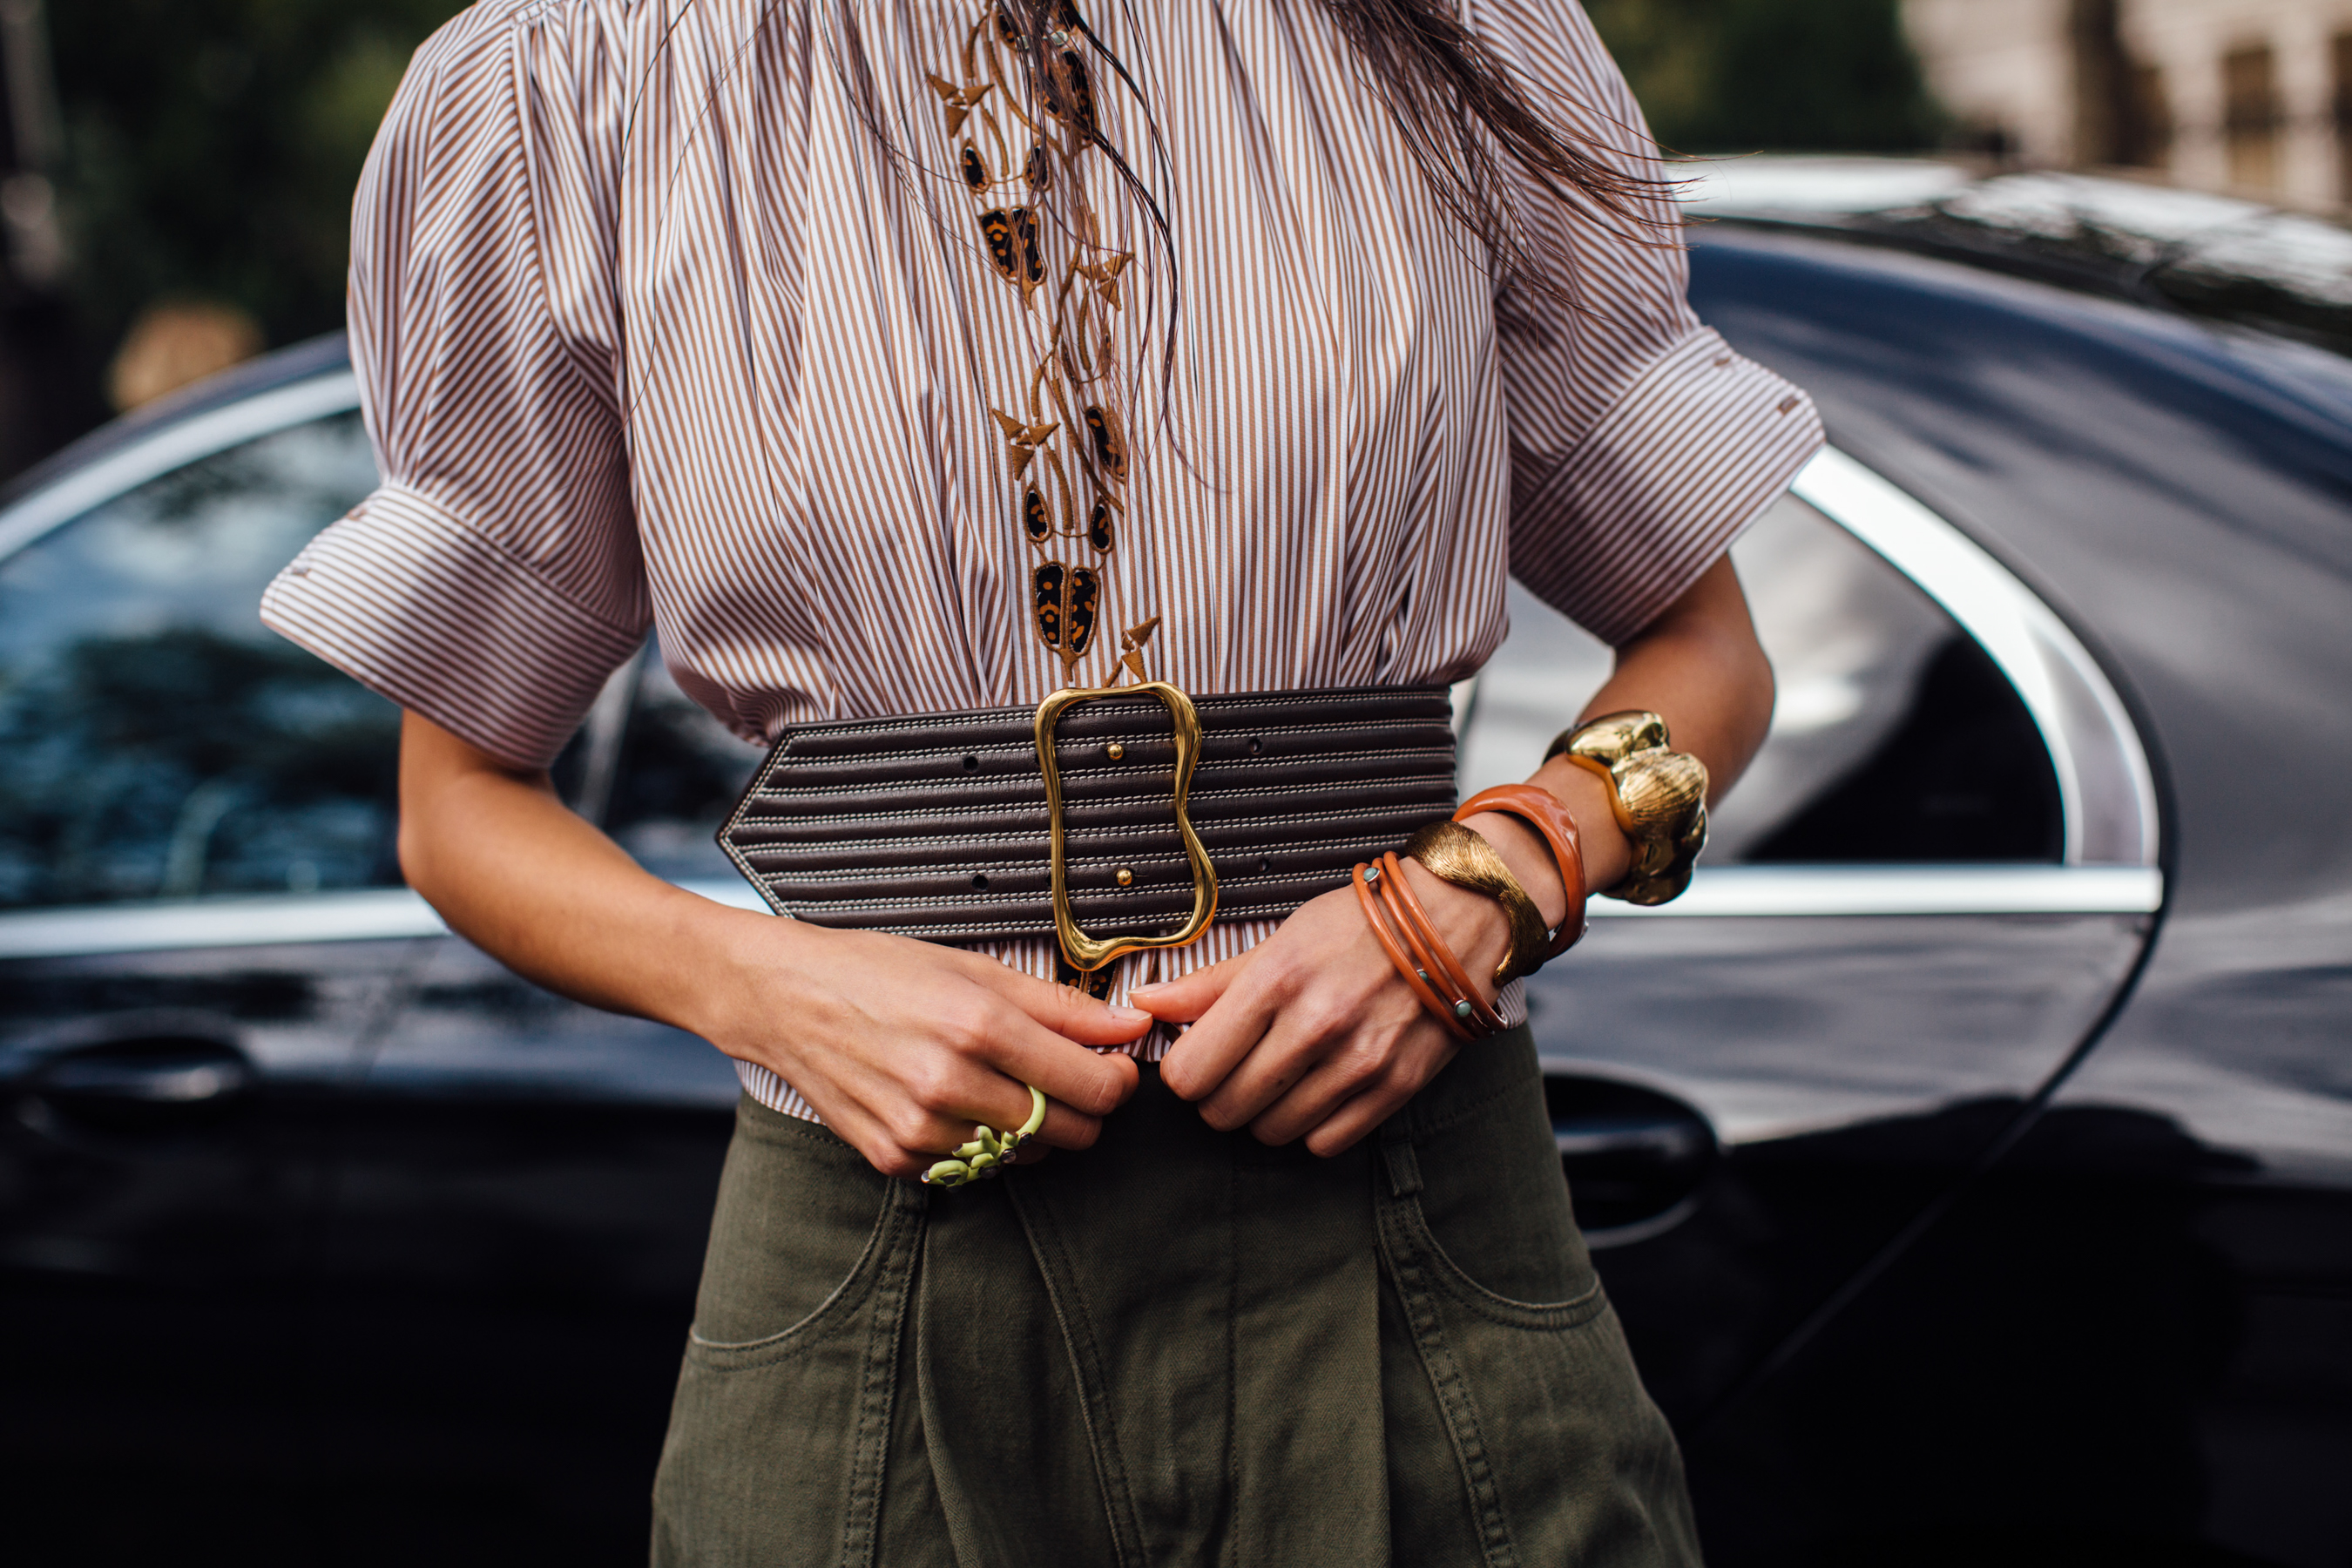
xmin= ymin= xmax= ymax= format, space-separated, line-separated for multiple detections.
xmin=27 ymin=1036 xmax=255 ymax=1132
xmin=1545 ymin=1073 xmax=1720 ymax=1243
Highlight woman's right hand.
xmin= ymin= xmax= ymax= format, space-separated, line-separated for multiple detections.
xmin=395 ymin=708 xmax=1144 ymax=1183
xmin=690 ymin=918 xmax=1149 ymax=1179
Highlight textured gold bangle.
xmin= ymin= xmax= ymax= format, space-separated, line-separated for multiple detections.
xmin=1544 ymin=710 xmax=1709 ymax=906
xmin=1402 ymin=819 xmax=1552 ymax=983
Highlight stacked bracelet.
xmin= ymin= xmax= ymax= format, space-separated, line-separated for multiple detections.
xmin=1454 ymin=784 xmax=1589 ymax=963
xmin=1353 ymin=855 xmax=1504 ymax=1041
xmin=1402 ymin=819 xmax=1551 ymax=983
xmin=1544 ymin=710 xmax=1709 ymax=906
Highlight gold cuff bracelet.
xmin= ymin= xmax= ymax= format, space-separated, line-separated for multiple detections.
xmin=1402 ymin=819 xmax=1552 ymax=983
xmin=1545 ymin=710 xmax=1709 ymax=906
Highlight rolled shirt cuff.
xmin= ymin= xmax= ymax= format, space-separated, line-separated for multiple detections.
xmin=1511 ymin=327 xmax=1825 ymax=647
xmin=260 ymin=483 xmax=646 ymax=769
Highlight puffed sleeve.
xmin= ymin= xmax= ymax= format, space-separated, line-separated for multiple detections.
xmin=260 ymin=2 xmax=643 ymax=769
xmin=1470 ymin=0 xmax=1824 ymax=647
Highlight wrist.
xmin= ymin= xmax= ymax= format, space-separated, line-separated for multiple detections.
xmin=1529 ymin=759 xmax=1635 ymax=891
xmin=1396 ymin=855 xmax=1513 ymax=994
xmin=662 ymin=892 xmax=821 ymax=1052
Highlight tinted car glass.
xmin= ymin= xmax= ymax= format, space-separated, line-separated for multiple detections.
xmin=1459 ymin=493 xmax=2062 ymax=862
xmin=601 ymin=649 xmax=763 ymax=882
xmin=0 ymin=409 xmax=394 ymax=909
xmin=1690 ymin=227 xmax=2352 ymax=902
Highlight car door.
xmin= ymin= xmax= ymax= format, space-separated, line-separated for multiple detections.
xmin=1462 ymin=449 xmax=2162 ymax=1428
xmin=0 ymin=371 xmax=421 ymax=1558
xmin=299 ymin=645 xmax=756 ymax=1567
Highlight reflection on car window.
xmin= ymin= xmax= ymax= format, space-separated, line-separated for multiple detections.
xmin=598 ymin=646 xmax=762 ymax=882
xmin=0 ymin=409 xmax=395 ymax=909
xmin=1459 ymin=494 xmax=2062 ymax=863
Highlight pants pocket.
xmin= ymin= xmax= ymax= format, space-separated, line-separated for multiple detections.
xmin=1377 ymin=1039 xmax=1701 ymax=1568
xmin=652 ymin=1098 xmax=923 ymax=1568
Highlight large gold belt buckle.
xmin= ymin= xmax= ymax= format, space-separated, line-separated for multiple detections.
xmin=1034 ymin=680 xmax=1220 ymax=972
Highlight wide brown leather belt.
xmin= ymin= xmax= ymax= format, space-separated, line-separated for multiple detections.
xmin=718 ymin=685 xmax=1458 ymax=967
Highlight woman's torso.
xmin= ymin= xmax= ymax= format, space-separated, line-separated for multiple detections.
xmin=462 ymin=0 xmax=1524 ymax=740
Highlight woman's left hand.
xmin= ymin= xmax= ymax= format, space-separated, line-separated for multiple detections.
xmin=1130 ymin=861 xmax=1512 ymax=1156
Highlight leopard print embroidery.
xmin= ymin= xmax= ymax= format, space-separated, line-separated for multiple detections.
xmin=929 ymin=2 xmax=1139 ymax=679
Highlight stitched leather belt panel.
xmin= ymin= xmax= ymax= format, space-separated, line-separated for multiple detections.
xmin=718 ymin=686 xmax=1459 ymax=943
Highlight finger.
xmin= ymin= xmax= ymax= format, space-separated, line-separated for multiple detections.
xmin=981 ymin=961 xmax=1159 ymax=1048
xmin=1192 ymin=994 xmax=1357 ymax=1132
xmin=1242 ymin=1027 xmax=1406 ymax=1146
xmin=1156 ymin=956 xmax=1290 ymax=1102
xmin=1257 ymin=1022 xmax=1456 ymax=1149
xmin=973 ymin=1002 xmax=1143 ymax=1119
xmin=1126 ymin=953 xmax=1250 ymax=1024
xmin=1031 ymin=1098 xmax=1107 ymax=1151
xmin=1297 ymin=1044 xmax=1455 ymax=1157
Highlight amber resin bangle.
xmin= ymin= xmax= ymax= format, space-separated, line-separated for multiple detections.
xmin=1453 ymin=784 xmax=1589 ymax=963
xmin=1544 ymin=710 xmax=1709 ymax=907
xmin=1402 ymin=818 xmax=1551 ymax=983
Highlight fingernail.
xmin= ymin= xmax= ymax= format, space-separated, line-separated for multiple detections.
xmin=1126 ymin=981 xmax=1166 ymax=997
xmin=1108 ymin=1004 xmax=1152 ymax=1023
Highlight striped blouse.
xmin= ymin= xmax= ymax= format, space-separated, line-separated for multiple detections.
xmin=261 ymin=0 xmax=1823 ymax=1121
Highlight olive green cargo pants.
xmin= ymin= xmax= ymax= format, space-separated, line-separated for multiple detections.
xmin=652 ymin=1028 xmax=1700 ymax=1567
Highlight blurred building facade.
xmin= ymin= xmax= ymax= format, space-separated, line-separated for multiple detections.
xmin=1905 ymin=0 xmax=2352 ymax=208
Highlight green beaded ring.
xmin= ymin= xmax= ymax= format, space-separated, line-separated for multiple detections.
xmin=921 ymin=1085 xmax=1049 ymax=1189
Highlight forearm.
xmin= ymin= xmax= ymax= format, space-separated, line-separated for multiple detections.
xmin=395 ymin=710 xmax=787 ymax=1037
xmin=1463 ymin=555 xmax=1773 ymax=921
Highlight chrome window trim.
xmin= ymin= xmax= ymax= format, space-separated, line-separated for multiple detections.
xmin=1791 ymin=448 xmax=2162 ymax=868
xmin=0 ymin=370 xmax=364 ymax=565
xmin=0 ymin=889 xmax=448 ymax=960
xmin=1585 ymin=863 xmax=2159 ymax=918
xmin=0 ymin=865 xmax=2161 ymax=961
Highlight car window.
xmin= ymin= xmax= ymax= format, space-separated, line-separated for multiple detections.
xmin=1460 ymin=493 xmax=2064 ymax=863
xmin=599 ymin=647 xmax=764 ymax=882
xmin=0 ymin=409 xmax=395 ymax=909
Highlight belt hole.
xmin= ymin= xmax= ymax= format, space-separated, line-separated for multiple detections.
xmin=971 ymin=873 xmax=989 ymax=890
xmin=1247 ymin=736 xmax=1262 ymax=754
xmin=1115 ymin=867 xmax=1134 ymax=887
xmin=962 ymin=754 xmax=979 ymax=771
xmin=1257 ymin=856 xmax=1271 ymax=875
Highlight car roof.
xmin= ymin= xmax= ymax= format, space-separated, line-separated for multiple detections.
xmin=0 ymin=332 xmax=353 ymax=513
xmin=1682 ymin=155 xmax=2352 ymax=363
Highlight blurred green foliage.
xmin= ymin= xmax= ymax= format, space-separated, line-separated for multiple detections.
xmin=47 ymin=0 xmax=463 ymax=362
xmin=1585 ymin=0 xmax=1942 ymax=154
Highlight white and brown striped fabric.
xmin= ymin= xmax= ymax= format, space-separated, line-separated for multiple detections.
xmin=261 ymin=0 xmax=1823 ymax=1122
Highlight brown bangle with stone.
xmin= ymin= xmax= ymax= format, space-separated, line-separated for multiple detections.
xmin=1352 ymin=862 xmax=1474 ymax=1042
xmin=1351 ymin=857 xmax=1504 ymax=1040
xmin=1376 ymin=851 xmax=1507 ymax=1035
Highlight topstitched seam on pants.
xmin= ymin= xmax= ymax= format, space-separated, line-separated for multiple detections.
xmin=840 ymin=1187 xmax=918 ymax=1568
xmin=1376 ymin=1185 xmax=1523 ymax=1568
xmin=1396 ymin=1186 xmax=1609 ymax=1330
xmin=1009 ymin=1175 xmax=1149 ymax=1568
xmin=1221 ymin=1146 xmax=1241 ymax=1568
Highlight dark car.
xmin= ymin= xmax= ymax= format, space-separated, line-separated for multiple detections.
xmin=3 ymin=165 xmax=2347 ymax=1568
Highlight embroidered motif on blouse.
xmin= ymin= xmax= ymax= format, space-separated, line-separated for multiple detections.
xmin=929 ymin=2 xmax=1142 ymax=681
